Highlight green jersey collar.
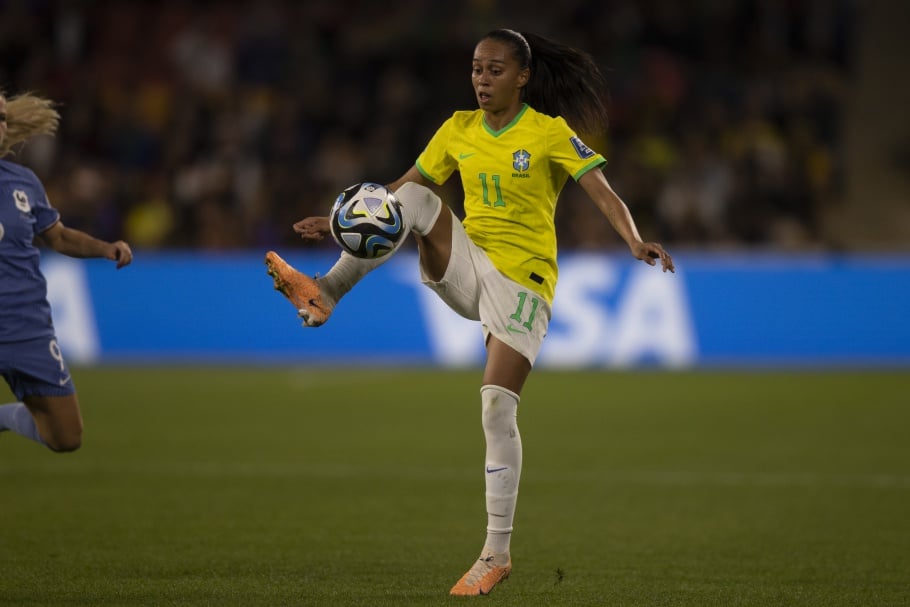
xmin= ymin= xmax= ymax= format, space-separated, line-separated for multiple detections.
xmin=482 ymin=104 xmax=529 ymax=137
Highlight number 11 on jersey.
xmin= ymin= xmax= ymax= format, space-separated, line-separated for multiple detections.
xmin=478 ymin=173 xmax=505 ymax=207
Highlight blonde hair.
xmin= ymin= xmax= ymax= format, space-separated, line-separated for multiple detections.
xmin=0 ymin=91 xmax=60 ymax=157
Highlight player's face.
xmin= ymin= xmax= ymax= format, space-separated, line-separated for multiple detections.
xmin=472 ymin=39 xmax=529 ymax=115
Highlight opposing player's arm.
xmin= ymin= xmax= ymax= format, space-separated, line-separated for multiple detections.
xmin=578 ymin=169 xmax=674 ymax=273
xmin=36 ymin=221 xmax=133 ymax=268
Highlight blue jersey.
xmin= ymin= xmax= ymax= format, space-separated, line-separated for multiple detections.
xmin=0 ymin=159 xmax=60 ymax=343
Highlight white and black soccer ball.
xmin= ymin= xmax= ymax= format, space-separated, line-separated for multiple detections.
xmin=330 ymin=182 xmax=406 ymax=259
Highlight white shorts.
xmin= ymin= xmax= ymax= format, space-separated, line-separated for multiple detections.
xmin=419 ymin=214 xmax=551 ymax=366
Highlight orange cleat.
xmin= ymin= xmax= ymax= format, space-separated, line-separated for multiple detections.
xmin=449 ymin=554 xmax=512 ymax=596
xmin=264 ymin=251 xmax=332 ymax=327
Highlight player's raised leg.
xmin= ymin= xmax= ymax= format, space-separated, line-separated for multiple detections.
xmin=266 ymin=182 xmax=445 ymax=326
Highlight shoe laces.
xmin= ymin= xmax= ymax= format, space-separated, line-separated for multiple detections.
xmin=463 ymin=556 xmax=498 ymax=587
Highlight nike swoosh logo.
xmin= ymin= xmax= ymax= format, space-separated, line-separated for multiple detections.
xmin=506 ymin=324 xmax=525 ymax=334
xmin=59 ymin=375 xmax=72 ymax=386
xmin=486 ymin=466 xmax=508 ymax=474
xmin=458 ymin=152 xmax=475 ymax=160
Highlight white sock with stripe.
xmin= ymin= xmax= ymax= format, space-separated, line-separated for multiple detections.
xmin=480 ymin=385 xmax=522 ymax=557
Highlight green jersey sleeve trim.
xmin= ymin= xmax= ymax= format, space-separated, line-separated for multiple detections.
xmin=573 ymin=157 xmax=608 ymax=181
xmin=415 ymin=159 xmax=442 ymax=185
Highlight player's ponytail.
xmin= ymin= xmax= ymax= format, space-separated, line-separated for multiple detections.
xmin=482 ymin=29 xmax=609 ymax=136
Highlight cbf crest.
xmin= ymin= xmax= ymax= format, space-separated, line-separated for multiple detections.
xmin=512 ymin=149 xmax=531 ymax=173
xmin=14 ymin=189 xmax=31 ymax=213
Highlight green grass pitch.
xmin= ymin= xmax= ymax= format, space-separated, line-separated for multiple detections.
xmin=2 ymin=367 xmax=908 ymax=606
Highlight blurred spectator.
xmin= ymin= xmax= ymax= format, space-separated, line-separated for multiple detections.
xmin=0 ymin=0 xmax=855 ymax=252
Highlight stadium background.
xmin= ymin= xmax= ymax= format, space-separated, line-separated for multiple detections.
xmin=3 ymin=0 xmax=907 ymax=255
xmin=2 ymin=0 xmax=908 ymax=367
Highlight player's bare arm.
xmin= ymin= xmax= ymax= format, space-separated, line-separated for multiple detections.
xmin=578 ymin=169 xmax=675 ymax=273
xmin=38 ymin=222 xmax=133 ymax=268
xmin=385 ymin=165 xmax=428 ymax=193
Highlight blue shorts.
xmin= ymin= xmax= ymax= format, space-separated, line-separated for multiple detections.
xmin=0 ymin=337 xmax=76 ymax=400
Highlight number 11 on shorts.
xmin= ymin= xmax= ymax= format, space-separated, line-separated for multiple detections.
xmin=509 ymin=291 xmax=539 ymax=331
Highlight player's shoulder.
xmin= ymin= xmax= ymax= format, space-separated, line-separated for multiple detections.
xmin=0 ymin=158 xmax=40 ymax=183
xmin=512 ymin=107 xmax=574 ymax=146
xmin=447 ymin=109 xmax=485 ymax=129
xmin=521 ymin=106 xmax=572 ymax=135
xmin=519 ymin=105 xmax=561 ymax=124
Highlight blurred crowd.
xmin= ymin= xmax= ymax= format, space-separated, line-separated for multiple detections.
xmin=0 ymin=0 xmax=853 ymax=252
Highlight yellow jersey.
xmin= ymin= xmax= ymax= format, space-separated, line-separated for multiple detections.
xmin=415 ymin=104 xmax=606 ymax=304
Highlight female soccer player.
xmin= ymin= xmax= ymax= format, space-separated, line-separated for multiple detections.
xmin=266 ymin=29 xmax=674 ymax=595
xmin=0 ymin=91 xmax=133 ymax=452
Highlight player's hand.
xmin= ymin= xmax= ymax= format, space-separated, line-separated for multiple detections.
xmin=108 ymin=240 xmax=133 ymax=269
xmin=293 ymin=216 xmax=331 ymax=242
xmin=632 ymin=241 xmax=675 ymax=273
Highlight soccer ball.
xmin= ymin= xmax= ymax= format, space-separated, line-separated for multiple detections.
xmin=329 ymin=182 xmax=406 ymax=259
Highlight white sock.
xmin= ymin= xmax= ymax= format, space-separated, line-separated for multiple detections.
xmin=319 ymin=182 xmax=442 ymax=302
xmin=480 ymin=385 xmax=522 ymax=557
xmin=0 ymin=402 xmax=46 ymax=446
xmin=317 ymin=252 xmax=385 ymax=305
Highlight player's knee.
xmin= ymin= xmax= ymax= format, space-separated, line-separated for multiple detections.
xmin=395 ymin=181 xmax=432 ymax=202
xmin=481 ymin=385 xmax=519 ymax=435
xmin=45 ymin=425 xmax=83 ymax=453
xmin=47 ymin=435 xmax=82 ymax=453
xmin=396 ymin=182 xmax=442 ymax=236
